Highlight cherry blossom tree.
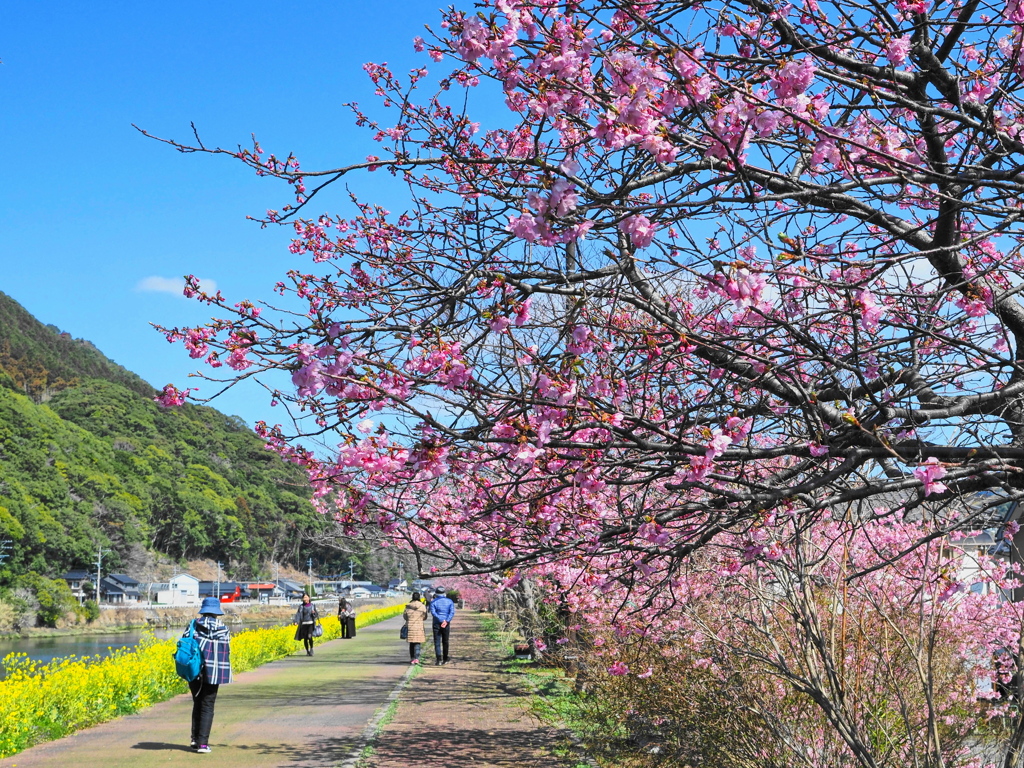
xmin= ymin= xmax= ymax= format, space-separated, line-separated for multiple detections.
xmin=150 ymin=0 xmax=1024 ymax=582
xmin=565 ymin=518 xmax=1023 ymax=768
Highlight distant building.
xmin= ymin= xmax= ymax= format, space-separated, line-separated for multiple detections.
xmin=345 ymin=584 xmax=386 ymax=599
xmin=100 ymin=574 xmax=142 ymax=603
xmin=156 ymin=573 xmax=200 ymax=606
xmin=248 ymin=582 xmax=276 ymax=603
xmin=275 ymin=579 xmax=307 ymax=600
xmin=387 ymin=578 xmax=409 ymax=592
xmin=198 ymin=581 xmax=244 ymax=600
xmin=410 ymin=579 xmax=434 ymax=594
xmin=61 ymin=569 xmax=93 ymax=603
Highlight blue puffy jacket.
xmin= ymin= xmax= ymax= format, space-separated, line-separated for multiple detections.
xmin=429 ymin=595 xmax=455 ymax=623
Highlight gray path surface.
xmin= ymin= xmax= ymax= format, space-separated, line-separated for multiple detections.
xmin=0 ymin=616 xmax=409 ymax=768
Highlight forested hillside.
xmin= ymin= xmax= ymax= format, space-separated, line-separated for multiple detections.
xmin=0 ymin=291 xmax=336 ymax=585
xmin=0 ymin=291 xmax=151 ymax=399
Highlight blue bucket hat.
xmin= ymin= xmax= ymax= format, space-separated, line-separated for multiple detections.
xmin=199 ymin=596 xmax=224 ymax=615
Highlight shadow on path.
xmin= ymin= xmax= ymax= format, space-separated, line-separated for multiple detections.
xmin=228 ymin=735 xmax=361 ymax=766
xmin=130 ymin=742 xmax=194 ymax=752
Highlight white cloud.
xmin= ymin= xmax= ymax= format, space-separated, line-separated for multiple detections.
xmin=136 ymin=276 xmax=219 ymax=297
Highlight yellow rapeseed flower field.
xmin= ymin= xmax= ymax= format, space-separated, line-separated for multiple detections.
xmin=0 ymin=602 xmax=404 ymax=758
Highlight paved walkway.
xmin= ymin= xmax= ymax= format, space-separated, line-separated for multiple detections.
xmin=363 ymin=612 xmax=571 ymax=768
xmin=0 ymin=617 xmax=410 ymax=768
xmin=0 ymin=612 xmax=572 ymax=768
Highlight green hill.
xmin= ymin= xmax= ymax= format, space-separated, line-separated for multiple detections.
xmin=0 ymin=291 xmax=152 ymax=399
xmin=0 ymin=292 xmax=333 ymax=583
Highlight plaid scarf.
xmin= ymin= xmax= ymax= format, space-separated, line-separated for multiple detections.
xmin=192 ymin=615 xmax=233 ymax=685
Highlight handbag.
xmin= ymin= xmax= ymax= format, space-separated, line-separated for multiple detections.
xmin=312 ymin=622 xmax=323 ymax=638
xmin=400 ymin=623 xmax=408 ymax=640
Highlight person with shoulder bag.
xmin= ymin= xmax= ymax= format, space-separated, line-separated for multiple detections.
xmin=338 ymin=597 xmax=356 ymax=639
xmin=293 ymin=593 xmax=320 ymax=656
xmin=402 ymin=591 xmax=428 ymax=664
xmin=183 ymin=597 xmax=233 ymax=753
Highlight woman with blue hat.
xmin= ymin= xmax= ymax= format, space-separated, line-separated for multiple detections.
xmin=185 ymin=596 xmax=233 ymax=753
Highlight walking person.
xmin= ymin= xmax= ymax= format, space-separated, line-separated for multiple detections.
xmin=403 ymin=591 xmax=428 ymax=664
xmin=293 ymin=593 xmax=320 ymax=655
xmin=339 ymin=598 xmax=352 ymax=638
xmin=338 ymin=597 xmax=355 ymax=639
xmin=429 ymin=586 xmax=455 ymax=665
xmin=187 ymin=596 xmax=233 ymax=753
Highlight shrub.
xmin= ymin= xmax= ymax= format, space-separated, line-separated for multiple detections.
xmin=81 ymin=600 xmax=99 ymax=623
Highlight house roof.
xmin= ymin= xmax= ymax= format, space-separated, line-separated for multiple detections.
xmin=99 ymin=577 xmax=138 ymax=595
xmin=198 ymin=582 xmax=243 ymax=595
xmin=107 ymin=573 xmax=140 ymax=586
xmin=62 ymin=569 xmax=92 ymax=580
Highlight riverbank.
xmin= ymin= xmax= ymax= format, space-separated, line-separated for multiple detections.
xmin=0 ymin=598 xmax=396 ymax=639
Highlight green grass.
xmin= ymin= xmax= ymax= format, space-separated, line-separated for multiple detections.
xmin=477 ymin=612 xmax=606 ymax=767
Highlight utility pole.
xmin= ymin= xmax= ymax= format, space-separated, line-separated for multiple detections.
xmin=349 ymin=559 xmax=354 ymax=590
xmin=398 ymin=560 xmax=404 ymax=588
xmin=216 ymin=561 xmax=222 ymax=599
xmin=0 ymin=539 xmax=12 ymax=566
xmin=307 ymin=557 xmax=313 ymax=595
xmin=95 ymin=546 xmax=110 ymax=605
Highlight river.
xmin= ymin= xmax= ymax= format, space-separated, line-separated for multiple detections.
xmin=0 ymin=619 xmax=286 ymax=678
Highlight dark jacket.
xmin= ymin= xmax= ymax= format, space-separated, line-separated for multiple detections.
xmin=292 ymin=602 xmax=319 ymax=640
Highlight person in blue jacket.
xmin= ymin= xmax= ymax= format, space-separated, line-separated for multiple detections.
xmin=428 ymin=586 xmax=455 ymax=665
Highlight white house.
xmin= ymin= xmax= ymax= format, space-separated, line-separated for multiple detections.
xmin=156 ymin=574 xmax=200 ymax=606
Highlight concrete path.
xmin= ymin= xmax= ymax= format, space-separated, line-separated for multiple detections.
xmin=364 ymin=612 xmax=573 ymax=768
xmin=0 ymin=617 xmax=410 ymax=768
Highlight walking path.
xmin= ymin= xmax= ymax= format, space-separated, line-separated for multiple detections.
xmin=362 ymin=612 xmax=571 ymax=768
xmin=0 ymin=617 xmax=411 ymax=768
xmin=0 ymin=612 xmax=572 ymax=768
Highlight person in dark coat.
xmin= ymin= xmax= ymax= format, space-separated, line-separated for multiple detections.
xmin=186 ymin=596 xmax=233 ymax=753
xmin=338 ymin=598 xmax=356 ymax=638
xmin=293 ymin=593 xmax=320 ymax=655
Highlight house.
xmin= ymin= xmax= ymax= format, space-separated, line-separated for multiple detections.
xmin=346 ymin=584 xmax=386 ymax=599
xmin=387 ymin=578 xmax=409 ymax=592
xmin=156 ymin=573 xmax=200 ymax=606
xmin=99 ymin=576 xmax=129 ymax=604
xmin=61 ymin=569 xmax=93 ymax=603
xmin=247 ymin=583 xmax=277 ymax=603
xmin=105 ymin=574 xmax=142 ymax=602
xmin=275 ymin=579 xmax=307 ymax=600
xmin=410 ymin=579 xmax=434 ymax=594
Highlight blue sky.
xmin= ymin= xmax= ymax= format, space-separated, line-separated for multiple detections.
xmin=0 ymin=1 xmax=446 ymax=426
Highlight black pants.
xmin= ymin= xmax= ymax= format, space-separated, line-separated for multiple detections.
xmin=188 ymin=679 xmax=219 ymax=746
xmin=297 ymin=622 xmax=315 ymax=652
xmin=433 ymin=621 xmax=450 ymax=661
xmin=345 ymin=616 xmax=356 ymax=638
xmin=340 ymin=616 xmax=350 ymax=638
xmin=409 ymin=642 xmax=422 ymax=660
